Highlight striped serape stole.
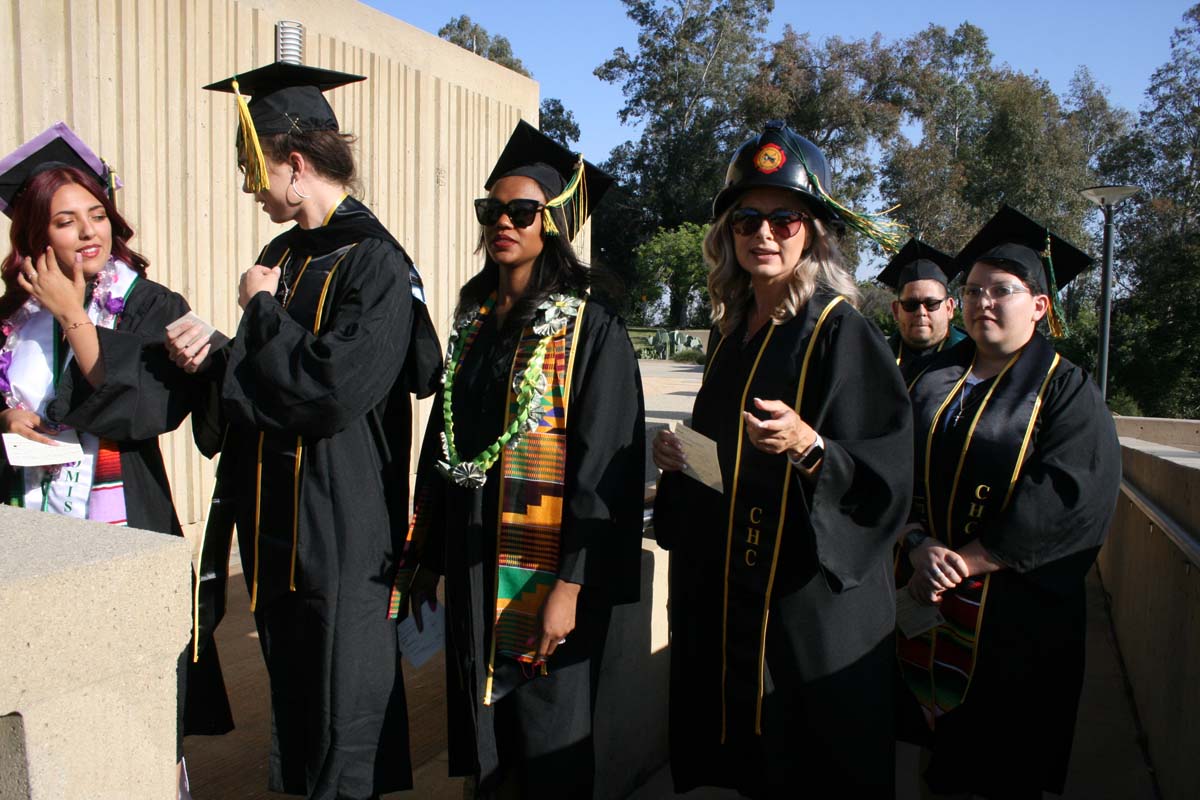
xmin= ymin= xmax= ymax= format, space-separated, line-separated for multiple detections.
xmin=492 ymin=301 xmax=586 ymax=667
xmin=897 ymin=575 xmax=989 ymax=718
xmin=87 ymin=439 xmax=127 ymax=525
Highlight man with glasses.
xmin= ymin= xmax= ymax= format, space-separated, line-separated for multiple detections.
xmin=876 ymin=239 xmax=965 ymax=388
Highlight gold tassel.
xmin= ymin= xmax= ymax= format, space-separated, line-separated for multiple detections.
xmin=542 ymin=159 xmax=587 ymax=239
xmin=233 ymin=78 xmax=270 ymax=192
xmin=803 ymin=168 xmax=908 ymax=253
xmin=1042 ymin=232 xmax=1068 ymax=337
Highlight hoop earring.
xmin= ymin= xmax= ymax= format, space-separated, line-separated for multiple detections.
xmin=288 ymin=176 xmax=311 ymax=201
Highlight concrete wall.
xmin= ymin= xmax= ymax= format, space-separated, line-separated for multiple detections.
xmin=0 ymin=0 xmax=543 ymax=537
xmin=0 ymin=506 xmax=192 ymax=800
xmin=1097 ymin=436 xmax=1200 ymax=800
xmin=1114 ymin=416 xmax=1200 ymax=451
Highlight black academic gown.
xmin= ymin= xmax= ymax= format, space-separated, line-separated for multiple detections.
xmin=898 ymin=335 xmax=1121 ymax=797
xmin=0 ymin=278 xmax=235 ymax=742
xmin=655 ymin=293 xmax=912 ymax=798
xmin=202 ymin=196 xmax=437 ymax=799
xmin=412 ymin=300 xmax=645 ymax=796
xmin=890 ymin=325 xmax=967 ymax=389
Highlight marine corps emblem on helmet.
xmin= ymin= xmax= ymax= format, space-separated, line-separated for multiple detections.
xmin=753 ymin=143 xmax=786 ymax=174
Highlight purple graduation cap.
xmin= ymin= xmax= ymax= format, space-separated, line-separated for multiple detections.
xmin=0 ymin=122 xmax=122 ymax=217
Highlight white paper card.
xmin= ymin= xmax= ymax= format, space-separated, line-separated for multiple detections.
xmin=395 ymin=600 xmax=445 ymax=668
xmin=2 ymin=428 xmax=84 ymax=467
xmin=166 ymin=311 xmax=217 ymax=339
xmin=672 ymin=423 xmax=724 ymax=494
xmin=895 ymin=587 xmax=945 ymax=640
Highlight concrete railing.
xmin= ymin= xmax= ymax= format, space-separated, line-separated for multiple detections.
xmin=1097 ymin=431 xmax=1200 ymax=800
xmin=0 ymin=507 xmax=191 ymax=800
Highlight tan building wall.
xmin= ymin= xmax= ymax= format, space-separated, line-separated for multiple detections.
xmin=0 ymin=0 xmax=544 ymax=537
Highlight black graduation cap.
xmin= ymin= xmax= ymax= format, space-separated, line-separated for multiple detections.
xmin=956 ymin=205 xmax=1094 ymax=336
xmin=876 ymin=238 xmax=959 ymax=292
xmin=0 ymin=122 xmax=121 ymax=217
xmin=484 ymin=120 xmax=614 ymax=241
xmin=203 ymin=62 xmax=365 ymax=191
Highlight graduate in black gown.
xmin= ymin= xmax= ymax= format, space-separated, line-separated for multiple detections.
xmin=896 ymin=206 xmax=1122 ymax=798
xmin=177 ymin=63 xmax=441 ymax=799
xmin=651 ymin=121 xmax=912 ymax=798
xmin=0 ymin=123 xmax=231 ymax=799
xmin=390 ymin=121 xmax=645 ymax=798
xmin=877 ymin=239 xmax=967 ymax=390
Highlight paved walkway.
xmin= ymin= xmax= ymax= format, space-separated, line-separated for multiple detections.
xmin=185 ymin=359 xmax=1158 ymax=799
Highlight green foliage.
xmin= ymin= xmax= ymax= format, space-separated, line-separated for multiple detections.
xmin=857 ymin=280 xmax=896 ymax=335
xmin=1098 ymin=4 xmax=1200 ymax=418
xmin=539 ymin=98 xmax=580 ymax=147
xmin=631 ymin=223 xmax=711 ymax=327
xmin=671 ymin=348 xmax=707 ymax=364
xmin=438 ymin=16 xmax=530 ymax=76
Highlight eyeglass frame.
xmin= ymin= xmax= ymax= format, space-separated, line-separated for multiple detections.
xmin=897 ymin=295 xmax=953 ymax=313
xmin=728 ymin=207 xmax=812 ymax=240
xmin=959 ymin=283 xmax=1034 ymax=305
xmin=473 ymin=197 xmax=546 ymax=229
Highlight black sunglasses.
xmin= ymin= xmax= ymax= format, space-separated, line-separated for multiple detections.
xmin=898 ymin=296 xmax=950 ymax=313
xmin=729 ymin=208 xmax=810 ymax=239
xmin=474 ymin=198 xmax=545 ymax=228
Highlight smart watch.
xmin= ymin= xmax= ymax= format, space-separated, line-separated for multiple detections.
xmin=788 ymin=433 xmax=825 ymax=470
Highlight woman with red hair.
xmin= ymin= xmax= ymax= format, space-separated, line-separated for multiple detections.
xmin=0 ymin=123 xmax=230 ymax=798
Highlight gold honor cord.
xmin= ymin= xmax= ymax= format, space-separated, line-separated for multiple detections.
xmin=753 ymin=296 xmax=845 ymax=733
xmin=703 ymin=334 xmax=728 ymax=386
xmin=943 ymin=351 xmax=1021 ymax=550
xmin=719 ymin=325 xmax=776 ymax=744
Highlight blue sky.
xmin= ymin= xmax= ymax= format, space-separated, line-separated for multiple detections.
xmin=368 ymin=0 xmax=1189 ymax=164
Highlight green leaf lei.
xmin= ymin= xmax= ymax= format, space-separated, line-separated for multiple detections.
xmin=436 ymin=292 xmax=581 ymax=488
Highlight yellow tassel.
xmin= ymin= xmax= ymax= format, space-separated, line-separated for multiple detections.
xmin=233 ymin=78 xmax=270 ymax=192
xmin=542 ymin=159 xmax=587 ymax=240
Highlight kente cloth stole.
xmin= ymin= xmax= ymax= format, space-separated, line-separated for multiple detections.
xmin=719 ymin=296 xmax=844 ymax=742
xmin=898 ymin=334 xmax=1059 ymax=719
xmin=488 ymin=302 xmax=585 ymax=690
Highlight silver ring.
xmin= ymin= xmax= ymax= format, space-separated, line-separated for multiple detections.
xmin=930 ymin=564 xmax=943 ymax=577
xmin=556 ymin=638 xmax=567 ymax=645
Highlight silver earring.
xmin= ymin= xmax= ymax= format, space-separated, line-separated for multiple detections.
xmin=290 ymin=175 xmax=310 ymax=200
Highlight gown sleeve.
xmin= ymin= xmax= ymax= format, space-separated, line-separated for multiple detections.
xmin=977 ymin=365 xmax=1121 ymax=583
xmin=557 ymin=306 xmax=647 ymax=604
xmin=803 ymin=309 xmax=914 ymax=592
xmin=222 ymin=237 xmax=413 ymax=439
xmin=48 ymin=282 xmax=212 ymax=441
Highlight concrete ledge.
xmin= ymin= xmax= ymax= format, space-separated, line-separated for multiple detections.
xmin=1098 ymin=437 xmax=1200 ymax=800
xmin=1114 ymin=416 xmax=1200 ymax=451
xmin=0 ymin=506 xmax=192 ymax=800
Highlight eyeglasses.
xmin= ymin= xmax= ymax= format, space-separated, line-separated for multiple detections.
xmin=898 ymin=296 xmax=950 ymax=313
xmin=960 ymin=284 xmax=1031 ymax=304
xmin=474 ymin=198 xmax=545 ymax=228
xmin=729 ymin=208 xmax=810 ymax=240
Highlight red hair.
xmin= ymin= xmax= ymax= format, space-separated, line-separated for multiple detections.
xmin=1 ymin=166 xmax=148 ymax=320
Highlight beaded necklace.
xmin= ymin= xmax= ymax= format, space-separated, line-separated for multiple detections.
xmin=436 ymin=291 xmax=582 ymax=488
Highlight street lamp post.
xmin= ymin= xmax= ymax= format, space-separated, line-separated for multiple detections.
xmin=1079 ymin=185 xmax=1140 ymax=402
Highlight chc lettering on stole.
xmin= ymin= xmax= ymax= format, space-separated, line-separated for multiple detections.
xmin=963 ymin=483 xmax=991 ymax=536
xmin=745 ymin=506 xmax=763 ymax=566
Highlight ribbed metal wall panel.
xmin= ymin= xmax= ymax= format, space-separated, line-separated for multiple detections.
xmin=0 ymin=0 xmax=544 ymax=536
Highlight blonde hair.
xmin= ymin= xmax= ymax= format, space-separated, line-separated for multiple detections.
xmin=704 ymin=204 xmax=860 ymax=337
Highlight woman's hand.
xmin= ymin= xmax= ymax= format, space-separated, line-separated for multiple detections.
xmin=406 ymin=568 xmax=441 ymax=633
xmin=238 ymin=265 xmax=281 ymax=309
xmin=165 ymin=320 xmax=213 ymax=374
xmin=533 ymin=579 xmax=580 ymax=663
xmin=1 ymin=408 xmax=55 ymax=445
xmin=742 ymin=397 xmax=815 ymax=457
xmin=17 ymin=248 xmax=85 ymax=322
xmin=652 ymin=428 xmax=687 ymax=472
xmin=907 ymin=539 xmax=969 ymax=605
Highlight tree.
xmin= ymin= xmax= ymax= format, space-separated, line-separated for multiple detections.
xmin=633 ymin=223 xmax=712 ymax=327
xmin=1100 ymin=4 xmax=1200 ymax=417
xmin=438 ymin=16 xmax=530 ymax=77
xmin=539 ymin=98 xmax=580 ymax=147
xmin=593 ymin=0 xmax=775 ymax=295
